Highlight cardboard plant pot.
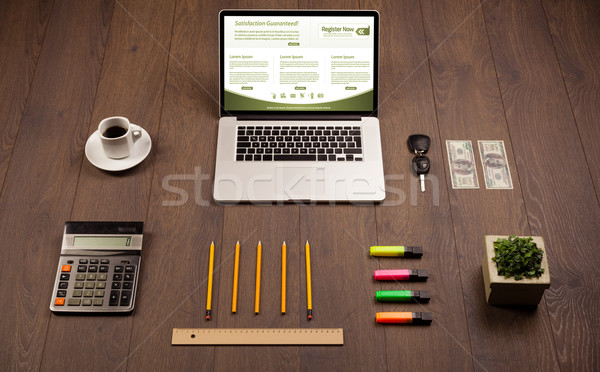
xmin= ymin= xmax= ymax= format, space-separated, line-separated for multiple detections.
xmin=482 ymin=235 xmax=551 ymax=306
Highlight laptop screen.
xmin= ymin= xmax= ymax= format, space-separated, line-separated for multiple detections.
xmin=220 ymin=10 xmax=379 ymax=117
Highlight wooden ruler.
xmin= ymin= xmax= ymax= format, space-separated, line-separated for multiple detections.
xmin=172 ymin=328 xmax=343 ymax=345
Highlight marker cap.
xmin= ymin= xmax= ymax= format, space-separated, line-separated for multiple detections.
xmin=370 ymin=246 xmax=423 ymax=258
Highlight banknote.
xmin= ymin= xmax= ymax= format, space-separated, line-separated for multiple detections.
xmin=478 ymin=140 xmax=513 ymax=189
xmin=446 ymin=140 xmax=479 ymax=189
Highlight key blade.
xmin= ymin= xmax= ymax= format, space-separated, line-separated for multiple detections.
xmin=420 ymin=175 xmax=425 ymax=192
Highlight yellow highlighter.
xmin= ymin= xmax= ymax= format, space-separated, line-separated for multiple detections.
xmin=369 ymin=246 xmax=423 ymax=258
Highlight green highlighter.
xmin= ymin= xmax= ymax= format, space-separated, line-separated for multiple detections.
xmin=375 ymin=290 xmax=430 ymax=303
xmin=370 ymin=246 xmax=423 ymax=258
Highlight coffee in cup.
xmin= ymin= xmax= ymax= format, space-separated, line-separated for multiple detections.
xmin=98 ymin=116 xmax=142 ymax=159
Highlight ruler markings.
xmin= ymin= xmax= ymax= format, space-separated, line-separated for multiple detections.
xmin=172 ymin=328 xmax=343 ymax=345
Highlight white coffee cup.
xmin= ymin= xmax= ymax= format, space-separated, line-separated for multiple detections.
xmin=98 ymin=116 xmax=142 ymax=159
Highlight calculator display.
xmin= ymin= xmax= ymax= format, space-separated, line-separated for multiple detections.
xmin=73 ymin=236 xmax=131 ymax=247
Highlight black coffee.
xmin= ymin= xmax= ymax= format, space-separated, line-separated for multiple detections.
xmin=103 ymin=126 xmax=127 ymax=138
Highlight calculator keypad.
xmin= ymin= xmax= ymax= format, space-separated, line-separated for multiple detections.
xmin=50 ymin=256 xmax=140 ymax=312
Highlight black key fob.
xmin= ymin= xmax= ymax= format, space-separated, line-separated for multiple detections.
xmin=412 ymin=155 xmax=430 ymax=175
xmin=408 ymin=134 xmax=431 ymax=155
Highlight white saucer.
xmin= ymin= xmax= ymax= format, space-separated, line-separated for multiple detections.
xmin=85 ymin=128 xmax=152 ymax=171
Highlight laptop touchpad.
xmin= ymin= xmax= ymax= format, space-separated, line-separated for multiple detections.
xmin=275 ymin=166 xmax=326 ymax=200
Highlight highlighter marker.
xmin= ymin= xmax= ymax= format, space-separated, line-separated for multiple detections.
xmin=374 ymin=269 xmax=428 ymax=281
xmin=370 ymin=246 xmax=423 ymax=258
xmin=376 ymin=312 xmax=432 ymax=325
xmin=375 ymin=290 xmax=430 ymax=303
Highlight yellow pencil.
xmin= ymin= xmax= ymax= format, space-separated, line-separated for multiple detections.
xmin=232 ymin=240 xmax=240 ymax=313
xmin=305 ymin=240 xmax=313 ymax=320
xmin=206 ymin=241 xmax=215 ymax=320
xmin=281 ymin=241 xmax=287 ymax=314
xmin=255 ymin=241 xmax=262 ymax=314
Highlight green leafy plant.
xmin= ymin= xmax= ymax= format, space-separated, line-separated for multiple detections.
xmin=492 ymin=235 xmax=544 ymax=280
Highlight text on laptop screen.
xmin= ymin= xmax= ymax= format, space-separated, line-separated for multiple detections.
xmin=222 ymin=14 xmax=376 ymax=112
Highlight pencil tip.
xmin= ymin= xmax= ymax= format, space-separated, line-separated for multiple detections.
xmin=283 ymin=241 xmax=286 ymax=245
xmin=258 ymin=240 xmax=261 ymax=244
xmin=211 ymin=241 xmax=214 ymax=245
xmin=236 ymin=240 xmax=240 ymax=244
xmin=306 ymin=240 xmax=309 ymax=245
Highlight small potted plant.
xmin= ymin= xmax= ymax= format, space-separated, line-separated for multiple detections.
xmin=482 ymin=235 xmax=551 ymax=306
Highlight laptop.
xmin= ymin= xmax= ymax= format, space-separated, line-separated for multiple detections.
xmin=214 ymin=10 xmax=385 ymax=203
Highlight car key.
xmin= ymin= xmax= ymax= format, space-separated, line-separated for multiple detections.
xmin=412 ymin=155 xmax=430 ymax=192
xmin=408 ymin=134 xmax=432 ymax=192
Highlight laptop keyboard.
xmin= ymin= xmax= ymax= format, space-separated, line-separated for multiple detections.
xmin=235 ymin=125 xmax=363 ymax=161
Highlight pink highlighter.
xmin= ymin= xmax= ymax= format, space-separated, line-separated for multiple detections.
xmin=374 ymin=269 xmax=428 ymax=281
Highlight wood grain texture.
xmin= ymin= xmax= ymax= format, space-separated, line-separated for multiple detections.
xmin=293 ymin=0 xmax=386 ymax=370
xmin=421 ymin=0 xmax=560 ymax=370
xmin=39 ymin=0 xmax=175 ymax=370
xmin=0 ymin=0 xmax=598 ymax=370
xmin=543 ymin=0 xmax=600 ymax=203
xmin=484 ymin=0 xmax=600 ymax=370
xmin=368 ymin=0 xmax=473 ymax=370
xmin=120 ymin=0 xmax=224 ymax=370
xmin=299 ymin=206 xmax=386 ymax=371
xmin=0 ymin=0 xmax=53 ymax=194
xmin=0 ymin=0 xmax=112 ymax=370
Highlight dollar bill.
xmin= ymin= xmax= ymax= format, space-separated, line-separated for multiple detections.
xmin=478 ymin=140 xmax=513 ymax=189
xmin=446 ymin=140 xmax=479 ymax=189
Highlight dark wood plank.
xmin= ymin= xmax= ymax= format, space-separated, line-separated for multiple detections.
xmin=39 ymin=0 xmax=175 ymax=370
xmin=544 ymin=0 xmax=600 ymax=202
xmin=0 ymin=0 xmax=112 ymax=370
xmin=292 ymin=0 xmax=386 ymax=369
xmin=0 ymin=0 xmax=53 ymax=195
xmin=420 ymin=0 xmax=561 ymax=370
xmin=367 ymin=0 xmax=474 ymax=370
xmin=210 ymin=0 xmax=302 ymax=370
xmin=484 ymin=1 xmax=600 ymax=370
xmin=298 ymin=206 xmax=386 ymax=371
xmin=122 ymin=0 xmax=225 ymax=369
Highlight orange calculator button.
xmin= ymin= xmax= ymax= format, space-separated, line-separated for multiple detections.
xmin=61 ymin=265 xmax=71 ymax=272
xmin=55 ymin=298 xmax=65 ymax=306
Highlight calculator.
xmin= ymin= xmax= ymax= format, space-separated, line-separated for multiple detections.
xmin=50 ymin=221 xmax=143 ymax=313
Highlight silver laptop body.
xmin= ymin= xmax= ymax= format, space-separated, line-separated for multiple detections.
xmin=214 ymin=10 xmax=385 ymax=203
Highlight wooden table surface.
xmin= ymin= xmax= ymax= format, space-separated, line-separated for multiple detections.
xmin=1 ymin=0 xmax=598 ymax=371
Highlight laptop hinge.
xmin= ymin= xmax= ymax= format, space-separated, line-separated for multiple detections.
xmin=237 ymin=114 xmax=362 ymax=121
